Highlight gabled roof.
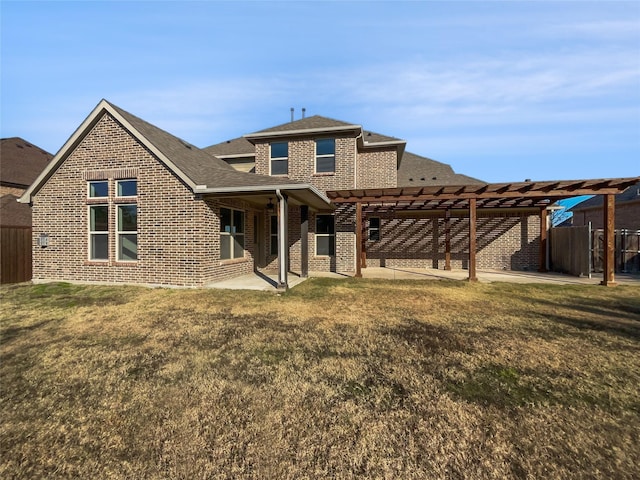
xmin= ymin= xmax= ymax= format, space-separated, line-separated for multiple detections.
xmin=0 ymin=137 xmax=53 ymax=188
xmin=19 ymin=100 xmax=332 ymax=210
xmin=251 ymin=115 xmax=359 ymax=135
xmin=570 ymin=181 xmax=640 ymax=211
xmin=398 ymin=152 xmax=484 ymax=187
xmin=242 ymin=114 xmax=406 ymax=162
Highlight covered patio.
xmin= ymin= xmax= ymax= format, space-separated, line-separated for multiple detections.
xmin=327 ymin=177 xmax=640 ymax=286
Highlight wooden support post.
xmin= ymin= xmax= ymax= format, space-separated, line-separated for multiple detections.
xmin=601 ymin=194 xmax=617 ymax=286
xmin=300 ymin=205 xmax=308 ymax=278
xmin=355 ymin=202 xmax=362 ymax=278
xmin=361 ymin=214 xmax=367 ymax=269
xmin=432 ymin=217 xmax=439 ymax=269
xmin=468 ymin=198 xmax=478 ymax=282
xmin=444 ymin=209 xmax=452 ymax=270
xmin=538 ymin=207 xmax=548 ymax=272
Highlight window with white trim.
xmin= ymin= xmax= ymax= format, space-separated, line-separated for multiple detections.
xmin=315 ymin=138 xmax=335 ymax=173
xmin=369 ymin=217 xmax=381 ymax=241
xmin=270 ymin=215 xmax=278 ymax=255
xmin=88 ymin=181 xmax=108 ymax=198
xmin=220 ymin=208 xmax=245 ymax=260
xmin=117 ymin=205 xmax=138 ymax=261
xmin=270 ymin=142 xmax=288 ymax=175
xmin=315 ymin=214 xmax=335 ymax=256
xmin=116 ymin=179 xmax=137 ymax=197
xmin=89 ymin=205 xmax=109 ymax=260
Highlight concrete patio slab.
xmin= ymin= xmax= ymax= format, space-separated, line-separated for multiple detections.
xmin=206 ymin=267 xmax=639 ymax=291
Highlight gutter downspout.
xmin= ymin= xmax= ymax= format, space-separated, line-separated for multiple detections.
xmin=276 ymin=189 xmax=288 ymax=290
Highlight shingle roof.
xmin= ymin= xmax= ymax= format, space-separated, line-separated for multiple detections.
xmin=107 ymin=101 xmax=313 ymax=190
xmin=362 ymin=130 xmax=403 ymax=144
xmin=0 ymin=194 xmax=31 ymax=226
xmin=251 ymin=115 xmax=358 ymax=135
xmin=1 ymin=137 xmax=53 ymax=188
xmin=397 ymin=152 xmax=484 ymax=187
xmin=108 ymin=102 xmax=233 ymax=172
xmin=20 ymin=100 xmax=327 ymax=206
xmin=571 ymin=181 xmax=640 ymax=210
xmin=203 ymin=136 xmax=255 ymax=157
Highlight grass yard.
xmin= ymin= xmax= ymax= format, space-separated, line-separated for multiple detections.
xmin=1 ymin=278 xmax=639 ymax=479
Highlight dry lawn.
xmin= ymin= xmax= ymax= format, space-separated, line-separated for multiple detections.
xmin=1 ymin=278 xmax=639 ymax=479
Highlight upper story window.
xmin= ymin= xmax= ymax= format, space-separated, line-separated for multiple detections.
xmin=315 ymin=139 xmax=335 ymax=174
xmin=270 ymin=142 xmax=288 ymax=175
xmin=116 ymin=179 xmax=137 ymax=197
xmin=88 ymin=181 xmax=108 ymax=198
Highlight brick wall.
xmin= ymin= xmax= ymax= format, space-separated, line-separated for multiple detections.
xmin=572 ymin=200 xmax=640 ymax=230
xmin=356 ymin=148 xmax=397 ymax=189
xmin=31 ymin=113 xmax=255 ymax=287
xmin=364 ymin=213 xmax=540 ymax=271
xmin=255 ymin=135 xmax=357 ymax=191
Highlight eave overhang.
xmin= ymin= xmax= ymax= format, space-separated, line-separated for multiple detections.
xmin=194 ymin=183 xmax=333 ymax=211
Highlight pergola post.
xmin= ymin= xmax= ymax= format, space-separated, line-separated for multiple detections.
xmin=538 ymin=207 xmax=548 ymax=272
xmin=300 ymin=205 xmax=309 ymax=278
xmin=277 ymin=192 xmax=289 ymax=290
xmin=468 ymin=198 xmax=478 ymax=282
xmin=355 ymin=202 xmax=362 ymax=278
xmin=432 ymin=217 xmax=439 ymax=269
xmin=601 ymin=194 xmax=617 ymax=286
xmin=444 ymin=209 xmax=452 ymax=270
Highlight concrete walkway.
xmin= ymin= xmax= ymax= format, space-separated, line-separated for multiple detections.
xmin=206 ymin=267 xmax=640 ymax=291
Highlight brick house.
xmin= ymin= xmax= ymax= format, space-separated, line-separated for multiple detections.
xmin=19 ymin=99 xmax=561 ymax=287
xmin=570 ymin=182 xmax=640 ymax=230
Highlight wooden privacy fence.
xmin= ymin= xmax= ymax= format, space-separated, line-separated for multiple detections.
xmin=592 ymin=229 xmax=640 ymax=273
xmin=551 ymin=226 xmax=640 ymax=276
xmin=1 ymin=226 xmax=32 ymax=284
xmin=550 ymin=226 xmax=591 ymax=276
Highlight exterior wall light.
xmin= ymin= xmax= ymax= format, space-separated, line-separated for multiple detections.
xmin=266 ymin=198 xmax=275 ymax=213
xmin=38 ymin=233 xmax=49 ymax=247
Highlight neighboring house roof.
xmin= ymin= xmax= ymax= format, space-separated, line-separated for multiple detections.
xmin=19 ymin=100 xmax=332 ymax=210
xmin=1 ymin=137 xmax=53 ymax=188
xmin=571 ymin=181 xmax=640 ymax=211
xmin=397 ymin=152 xmax=484 ymax=186
xmin=0 ymin=194 xmax=31 ymax=226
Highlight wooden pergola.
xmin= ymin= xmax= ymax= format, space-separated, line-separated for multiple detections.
xmin=327 ymin=177 xmax=640 ymax=286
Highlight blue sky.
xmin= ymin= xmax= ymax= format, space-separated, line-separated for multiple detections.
xmin=2 ymin=1 xmax=639 ymax=183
